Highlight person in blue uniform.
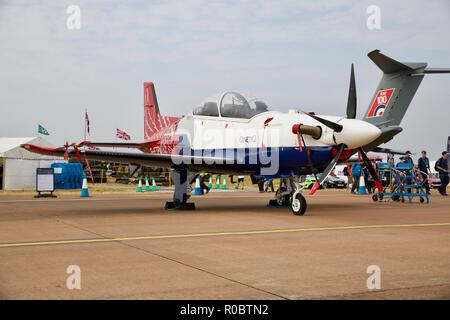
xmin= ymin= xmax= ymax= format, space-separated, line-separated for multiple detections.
xmin=436 ymin=151 xmax=449 ymax=196
xmin=417 ymin=150 xmax=431 ymax=194
xmin=404 ymin=150 xmax=414 ymax=165
xmin=351 ymin=162 xmax=362 ymax=194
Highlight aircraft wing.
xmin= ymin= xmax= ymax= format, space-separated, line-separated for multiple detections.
xmin=84 ymin=142 xmax=146 ymax=149
xmin=21 ymin=143 xmax=232 ymax=170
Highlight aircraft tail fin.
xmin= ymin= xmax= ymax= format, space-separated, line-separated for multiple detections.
xmin=363 ymin=50 xmax=428 ymax=127
xmin=144 ymin=82 xmax=179 ymax=141
xmin=360 ymin=50 xmax=450 ymax=150
xmin=363 ymin=50 xmax=450 ymax=128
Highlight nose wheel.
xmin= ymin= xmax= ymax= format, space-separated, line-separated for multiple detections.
xmin=291 ymin=193 xmax=307 ymax=216
xmin=270 ymin=176 xmax=308 ymax=215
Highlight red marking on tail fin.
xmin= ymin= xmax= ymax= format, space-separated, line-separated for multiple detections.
xmin=367 ymin=88 xmax=395 ymax=118
xmin=144 ymin=82 xmax=180 ymax=141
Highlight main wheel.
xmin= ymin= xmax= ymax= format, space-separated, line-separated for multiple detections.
xmin=276 ymin=195 xmax=290 ymax=206
xmin=275 ymin=190 xmax=290 ymax=206
xmin=291 ymin=193 xmax=307 ymax=216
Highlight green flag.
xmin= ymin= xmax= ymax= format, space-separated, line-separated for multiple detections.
xmin=38 ymin=124 xmax=49 ymax=136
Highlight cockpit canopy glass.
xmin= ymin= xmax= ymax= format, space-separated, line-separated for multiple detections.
xmin=220 ymin=92 xmax=269 ymax=119
xmin=192 ymin=92 xmax=270 ymax=119
xmin=193 ymin=100 xmax=219 ymax=117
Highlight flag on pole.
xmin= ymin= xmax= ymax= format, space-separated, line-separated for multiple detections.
xmin=85 ymin=110 xmax=90 ymax=135
xmin=38 ymin=124 xmax=49 ymax=136
xmin=116 ymin=128 xmax=131 ymax=140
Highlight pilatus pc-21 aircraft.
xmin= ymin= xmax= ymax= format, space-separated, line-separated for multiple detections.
xmin=23 ymin=50 xmax=450 ymax=215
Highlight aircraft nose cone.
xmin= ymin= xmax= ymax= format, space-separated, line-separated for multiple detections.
xmin=335 ymin=119 xmax=381 ymax=149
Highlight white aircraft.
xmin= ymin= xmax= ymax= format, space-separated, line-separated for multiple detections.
xmin=22 ymin=50 xmax=450 ymax=215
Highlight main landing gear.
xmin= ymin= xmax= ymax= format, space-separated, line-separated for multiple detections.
xmin=269 ymin=176 xmax=307 ymax=216
xmin=164 ymin=169 xmax=196 ymax=210
xmin=166 ymin=170 xmax=308 ymax=215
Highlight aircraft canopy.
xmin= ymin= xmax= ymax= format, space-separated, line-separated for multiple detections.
xmin=193 ymin=91 xmax=270 ymax=119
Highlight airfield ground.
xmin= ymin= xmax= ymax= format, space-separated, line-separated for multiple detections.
xmin=0 ymin=189 xmax=449 ymax=299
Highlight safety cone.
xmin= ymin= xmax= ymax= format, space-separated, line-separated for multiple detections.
xmin=358 ymin=175 xmax=367 ymax=195
xmin=207 ymin=176 xmax=213 ymax=189
xmin=215 ymin=175 xmax=221 ymax=189
xmin=80 ymin=173 xmax=90 ymax=197
xmin=145 ymin=176 xmax=151 ymax=191
xmin=151 ymin=177 xmax=158 ymax=191
xmin=222 ymin=177 xmax=227 ymax=190
xmin=193 ymin=177 xmax=202 ymax=195
xmin=136 ymin=177 xmax=143 ymax=193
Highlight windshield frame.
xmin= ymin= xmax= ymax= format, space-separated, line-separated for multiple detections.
xmin=191 ymin=91 xmax=271 ymax=119
xmin=218 ymin=91 xmax=270 ymax=119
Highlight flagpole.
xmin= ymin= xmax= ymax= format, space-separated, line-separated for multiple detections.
xmin=84 ymin=108 xmax=87 ymax=145
xmin=83 ymin=108 xmax=95 ymax=184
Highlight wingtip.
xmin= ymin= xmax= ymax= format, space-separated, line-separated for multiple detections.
xmin=367 ymin=49 xmax=381 ymax=57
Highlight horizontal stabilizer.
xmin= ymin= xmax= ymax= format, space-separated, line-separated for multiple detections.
xmin=368 ymin=49 xmax=415 ymax=74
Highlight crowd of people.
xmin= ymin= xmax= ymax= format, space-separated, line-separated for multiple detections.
xmin=343 ymin=150 xmax=449 ymax=196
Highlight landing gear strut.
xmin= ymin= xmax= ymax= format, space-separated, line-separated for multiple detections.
xmin=290 ymin=175 xmax=307 ymax=216
xmin=269 ymin=175 xmax=308 ymax=216
xmin=164 ymin=169 xmax=196 ymax=210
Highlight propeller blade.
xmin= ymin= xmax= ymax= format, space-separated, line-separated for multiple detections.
xmin=71 ymin=143 xmax=83 ymax=162
xmin=358 ymin=147 xmax=383 ymax=191
xmin=346 ymin=63 xmax=357 ymax=119
xmin=302 ymin=112 xmax=343 ymax=132
xmin=309 ymin=144 xmax=345 ymax=195
xmin=63 ymin=141 xmax=69 ymax=161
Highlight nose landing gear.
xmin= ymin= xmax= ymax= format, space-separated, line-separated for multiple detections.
xmin=270 ymin=175 xmax=308 ymax=216
xmin=291 ymin=193 xmax=307 ymax=216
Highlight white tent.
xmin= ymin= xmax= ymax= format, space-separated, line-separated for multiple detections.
xmin=0 ymin=137 xmax=64 ymax=190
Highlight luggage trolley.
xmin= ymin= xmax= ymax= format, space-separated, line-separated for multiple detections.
xmin=372 ymin=162 xmax=430 ymax=204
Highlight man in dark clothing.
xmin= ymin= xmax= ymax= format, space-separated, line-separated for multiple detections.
xmin=397 ymin=156 xmax=412 ymax=194
xmin=418 ymin=150 xmax=431 ymax=194
xmin=404 ymin=150 xmax=414 ymax=165
xmin=364 ymin=164 xmax=374 ymax=193
xmin=351 ymin=163 xmax=362 ymax=194
xmin=436 ymin=151 xmax=449 ymax=196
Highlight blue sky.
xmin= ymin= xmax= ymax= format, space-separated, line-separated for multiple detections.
xmin=0 ymin=0 xmax=449 ymax=159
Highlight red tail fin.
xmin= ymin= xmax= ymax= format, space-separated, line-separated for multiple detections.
xmin=144 ymin=82 xmax=179 ymax=140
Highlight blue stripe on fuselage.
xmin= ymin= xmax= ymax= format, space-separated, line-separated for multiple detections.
xmin=187 ymin=146 xmax=334 ymax=178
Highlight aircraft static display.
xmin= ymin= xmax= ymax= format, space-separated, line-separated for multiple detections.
xmin=22 ymin=50 xmax=450 ymax=215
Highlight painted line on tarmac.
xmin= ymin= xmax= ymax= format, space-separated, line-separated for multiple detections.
xmin=1 ymin=222 xmax=450 ymax=249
